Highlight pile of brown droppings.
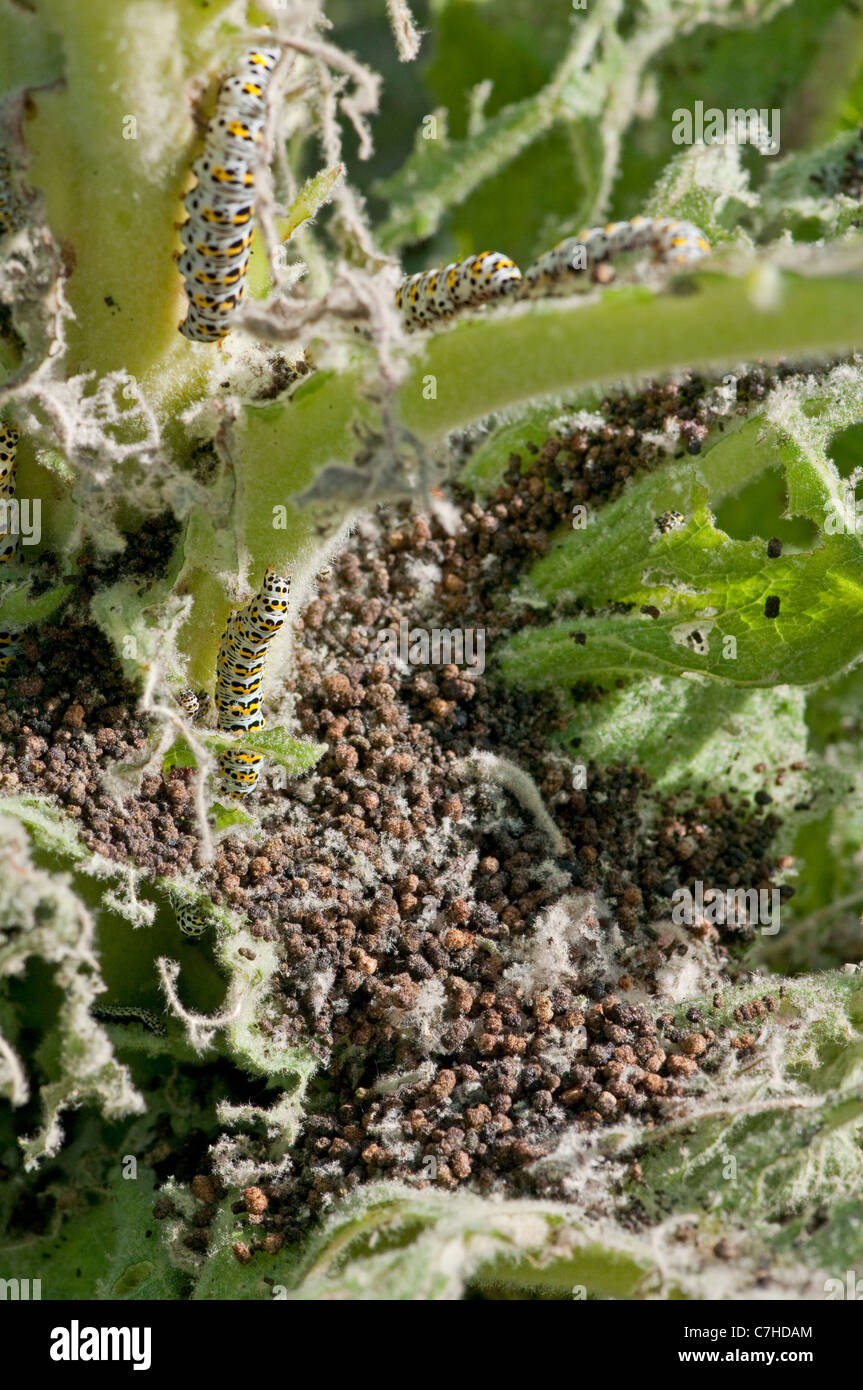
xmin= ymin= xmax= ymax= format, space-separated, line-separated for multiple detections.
xmin=0 ymin=370 xmax=797 ymax=1248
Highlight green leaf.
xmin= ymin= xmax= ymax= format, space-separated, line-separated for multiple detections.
xmin=194 ymin=1183 xmax=666 ymax=1301
xmin=498 ymin=365 xmax=863 ymax=693
xmin=0 ymin=793 xmax=88 ymax=862
xmin=621 ymin=973 xmax=863 ymax=1274
xmin=196 ymin=726 xmax=325 ymax=774
xmin=0 ymin=579 xmax=73 ymax=629
xmin=211 ymin=801 xmax=256 ymax=831
xmin=282 ymin=163 xmax=344 ymax=241
xmin=569 ymin=679 xmax=811 ymax=803
xmin=162 ymin=736 xmax=197 ymax=773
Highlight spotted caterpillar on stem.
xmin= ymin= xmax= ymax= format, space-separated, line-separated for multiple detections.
xmin=178 ymin=46 xmax=282 ymax=342
xmin=520 ymin=216 xmax=710 ymax=296
xmin=395 ymin=217 xmax=709 ymax=329
xmin=175 ymin=900 xmax=208 ymax=938
xmin=396 ymin=251 xmax=522 ymax=331
xmin=214 ymin=568 xmax=292 ymax=796
xmin=176 ymin=687 xmax=201 ymax=719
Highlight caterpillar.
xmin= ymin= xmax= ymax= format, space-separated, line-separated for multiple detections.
xmin=177 ymin=687 xmax=201 ymax=719
xmin=0 ymin=629 xmax=18 ymax=675
xmin=0 ymin=423 xmax=19 ymax=566
xmin=396 ymin=251 xmax=522 ymax=331
xmin=178 ymin=46 xmax=282 ymax=343
xmin=175 ymin=901 xmax=208 ymax=938
xmin=521 ymin=216 xmax=710 ymax=297
xmin=655 ymin=509 xmax=686 ymax=534
xmin=91 ymin=1005 xmax=167 ymax=1037
xmin=214 ymin=567 xmax=291 ymax=796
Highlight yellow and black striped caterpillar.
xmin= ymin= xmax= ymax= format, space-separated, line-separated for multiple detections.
xmin=0 ymin=423 xmax=19 ymax=566
xmin=0 ymin=629 xmax=18 ymax=676
xmin=178 ymin=46 xmax=282 ymax=343
xmin=177 ymin=687 xmax=201 ymax=719
xmin=394 ymin=218 xmax=709 ymax=330
xmin=396 ymin=250 xmax=522 ymax=332
xmin=520 ymin=215 xmax=710 ymax=296
xmin=91 ymin=1005 xmax=167 ymax=1037
xmin=175 ymin=900 xmax=208 ymax=938
xmin=214 ymin=567 xmax=291 ymax=796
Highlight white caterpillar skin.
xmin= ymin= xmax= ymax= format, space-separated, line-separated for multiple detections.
xmin=179 ymin=47 xmax=281 ymax=343
xmin=521 ymin=216 xmax=710 ymax=296
xmin=214 ymin=568 xmax=291 ymax=796
xmin=396 ymin=250 xmax=522 ymax=331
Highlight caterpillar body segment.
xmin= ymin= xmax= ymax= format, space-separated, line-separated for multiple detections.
xmin=179 ymin=47 xmax=282 ymax=342
xmin=214 ymin=568 xmax=291 ymax=797
xmin=396 ymin=251 xmax=522 ymax=331
xmin=521 ymin=216 xmax=710 ymax=297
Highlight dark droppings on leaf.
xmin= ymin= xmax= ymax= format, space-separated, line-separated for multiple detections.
xmin=767 ymin=538 xmax=783 ymax=558
xmin=764 ymin=595 xmax=781 ymax=618
xmin=0 ymin=368 xmax=793 ymax=1253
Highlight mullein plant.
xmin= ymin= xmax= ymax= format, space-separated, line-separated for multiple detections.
xmin=1 ymin=0 xmax=863 ymax=1298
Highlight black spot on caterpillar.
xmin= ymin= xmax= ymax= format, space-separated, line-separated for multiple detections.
xmin=91 ymin=1005 xmax=166 ymax=1037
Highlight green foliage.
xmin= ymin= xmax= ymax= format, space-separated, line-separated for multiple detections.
xmin=163 ymin=728 xmax=325 ymax=777
xmin=624 ymin=973 xmax=863 ymax=1274
xmin=4 ymin=0 xmax=863 ymax=1302
xmin=498 ymin=367 xmax=863 ymax=693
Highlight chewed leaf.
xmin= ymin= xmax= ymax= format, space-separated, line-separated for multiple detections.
xmin=569 ymin=679 xmax=812 ymax=802
xmin=0 ymin=580 xmax=73 ymax=628
xmin=621 ymin=973 xmax=863 ymax=1273
xmin=499 ymin=364 xmax=863 ymax=692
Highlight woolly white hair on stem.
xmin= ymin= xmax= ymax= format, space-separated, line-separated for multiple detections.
xmin=386 ymin=0 xmax=422 ymax=62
